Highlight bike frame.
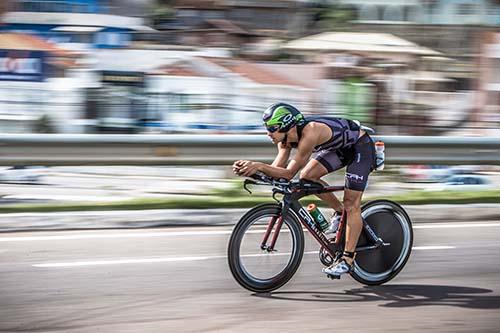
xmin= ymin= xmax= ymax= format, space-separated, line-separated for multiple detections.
xmin=261 ymin=184 xmax=384 ymax=258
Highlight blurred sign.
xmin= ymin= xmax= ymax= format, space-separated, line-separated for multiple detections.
xmin=101 ymin=71 xmax=144 ymax=86
xmin=0 ymin=50 xmax=46 ymax=82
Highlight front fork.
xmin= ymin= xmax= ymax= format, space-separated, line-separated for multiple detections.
xmin=261 ymin=201 xmax=289 ymax=252
xmin=260 ymin=216 xmax=283 ymax=252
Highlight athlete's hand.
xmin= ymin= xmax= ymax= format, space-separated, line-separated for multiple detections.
xmin=233 ymin=160 xmax=261 ymax=177
xmin=232 ymin=160 xmax=246 ymax=175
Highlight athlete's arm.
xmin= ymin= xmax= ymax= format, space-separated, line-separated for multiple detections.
xmin=233 ymin=142 xmax=290 ymax=175
xmin=255 ymin=131 xmax=316 ymax=180
xmin=271 ymin=142 xmax=291 ymax=168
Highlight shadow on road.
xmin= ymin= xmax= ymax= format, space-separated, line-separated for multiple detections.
xmin=253 ymin=284 xmax=500 ymax=309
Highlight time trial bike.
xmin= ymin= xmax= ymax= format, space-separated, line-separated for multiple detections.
xmin=227 ymin=173 xmax=413 ymax=293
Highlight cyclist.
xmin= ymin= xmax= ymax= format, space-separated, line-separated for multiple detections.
xmin=233 ymin=102 xmax=376 ymax=278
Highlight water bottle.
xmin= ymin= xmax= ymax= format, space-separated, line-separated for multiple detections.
xmin=375 ymin=141 xmax=385 ymax=171
xmin=307 ymin=204 xmax=329 ymax=231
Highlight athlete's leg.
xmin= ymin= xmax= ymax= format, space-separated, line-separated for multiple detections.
xmin=300 ymin=159 xmax=343 ymax=212
xmin=323 ymin=135 xmax=376 ymax=277
xmin=343 ymin=188 xmax=363 ymax=264
xmin=342 ymin=135 xmax=376 ymax=264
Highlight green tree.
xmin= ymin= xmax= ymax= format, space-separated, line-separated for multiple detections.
xmin=150 ymin=0 xmax=175 ymax=27
xmin=314 ymin=4 xmax=355 ymax=32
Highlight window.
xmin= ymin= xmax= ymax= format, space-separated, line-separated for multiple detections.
xmin=493 ymin=59 xmax=500 ymax=84
xmin=72 ymin=3 xmax=87 ymax=13
xmin=233 ymin=8 xmax=253 ymax=21
xmin=178 ymin=10 xmax=198 ymax=17
xmin=359 ymin=5 xmax=380 ymax=21
xmin=203 ymin=10 xmax=223 ymax=19
xmin=421 ymin=0 xmax=439 ymax=15
xmin=456 ymin=3 xmax=478 ymax=16
xmin=54 ymin=2 xmax=69 ymax=12
xmin=73 ymin=33 xmax=92 ymax=44
xmin=23 ymin=1 xmax=41 ymax=11
xmin=383 ymin=6 xmax=404 ymax=22
xmin=39 ymin=2 xmax=53 ymax=12
xmin=405 ymin=6 xmax=420 ymax=22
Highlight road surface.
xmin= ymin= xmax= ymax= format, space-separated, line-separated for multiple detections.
xmin=1 ymin=221 xmax=499 ymax=332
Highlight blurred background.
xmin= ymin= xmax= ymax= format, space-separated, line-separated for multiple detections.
xmin=1 ymin=4 xmax=500 ymax=331
xmin=1 ymin=0 xmax=499 ymax=136
xmin=0 ymin=0 xmax=500 ymax=197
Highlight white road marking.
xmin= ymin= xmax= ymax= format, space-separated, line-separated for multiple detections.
xmin=412 ymin=246 xmax=456 ymax=250
xmin=33 ymin=256 xmax=225 ymax=268
xmin=32 ymin=247 xmax=455 ymax=268
xmin=414 ymin=223 xmax=500 ymax=229
xmin=33 ymin=251 xmax=319 ymax=268
xmin=0 ymin=230 xmax=234 ymax=242
xmin=2 ymin=222 xmax=500 ymax=242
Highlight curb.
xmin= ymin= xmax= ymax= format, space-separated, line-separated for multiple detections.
xmin=1 ymin=204 xmax=500 ymax=233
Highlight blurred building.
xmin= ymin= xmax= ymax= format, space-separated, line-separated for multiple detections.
xmin=0 ymin=1 xmax=8 ymax=16
xmin=0 ymin=0 xmax=498 ymax=136
xmin=0 ymin=32 xmax=83 ymax=133
xmin=83 ymin=51 xmax=316 ymax=133
xmin=284 ymin=31 xmax=442 ymax=63
xmin=78 ymin=48 xmax=181 ymax=133
xmin=283 ymin=31 xmax=478 ymax=134
xmin=1 ymin=0 xmax=154 ymax=50
xmin=152 ymin=0 xmax=313 ymax=47
xmin=338 ymin=0 xmax=500 ymax=26
xmin=477 ymin=31 xmax=500 ymax=135
xmin=339 ymin=0 xmax=500 ymax=92
xmin=7 ymin=0 xmax=104 ymax=13
xmin=174 ymin=18 xmax=262 ymax=49
xmin=108 ymin=0 xmax=155 ymax=18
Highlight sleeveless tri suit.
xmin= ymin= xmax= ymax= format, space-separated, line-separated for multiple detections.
xmin=298 ymin=117 xmax=376 ymax=192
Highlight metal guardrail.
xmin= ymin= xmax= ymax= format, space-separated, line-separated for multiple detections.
xmin=0 ymin=134 xmax=500 ymax=166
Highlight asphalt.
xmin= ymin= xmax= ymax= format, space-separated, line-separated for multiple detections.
xmin=1 ymin=204 xmax=500 ymax=232
xmin=1 ymin=223 xmax=500 ymax=332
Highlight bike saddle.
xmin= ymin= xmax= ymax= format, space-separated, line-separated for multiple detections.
xmin=352 ymin=119 xmax=375 ymax=134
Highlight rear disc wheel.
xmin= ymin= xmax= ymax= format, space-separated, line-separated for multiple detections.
xmin=351 ymin=200 xmax=413 ymax=285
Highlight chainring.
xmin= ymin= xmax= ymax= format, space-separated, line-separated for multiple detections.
xmin=319 ymin=236 xmax=342 ymax=267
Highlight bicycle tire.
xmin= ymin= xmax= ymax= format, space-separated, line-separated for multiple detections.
xmin=351 ymin=199 xmax=413 ymax=286
xmin=227 ymin=203 xmax=304 ymax=293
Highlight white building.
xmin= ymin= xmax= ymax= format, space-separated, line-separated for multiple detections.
xmin=283 ymin=31 xmax=442 ymax=63
xmin=477 ymin=31 xmax=500 ymax=136
xmin=144 ymin=56 xmax=314 ymax=132
xmin=0 ymin=32 xmax=87 ymax=133
xmin=338 ymin=0 xmax=500 ymax=26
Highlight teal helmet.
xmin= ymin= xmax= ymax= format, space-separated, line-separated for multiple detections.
xmin=263 ymin=103 xmax=304 ymax=133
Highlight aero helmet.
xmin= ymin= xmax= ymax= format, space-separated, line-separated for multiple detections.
xmin=263 ymin=103 xmax=304 ymax=133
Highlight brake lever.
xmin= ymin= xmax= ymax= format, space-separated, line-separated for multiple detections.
xmin=272 ymin=189 xmax=281 ymax=202
xmin=243 ymin=179 xmax=254 ymax=194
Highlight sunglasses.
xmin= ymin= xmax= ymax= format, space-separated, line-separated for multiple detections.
xmin=265 ymin=125 xmax=280 ymax=133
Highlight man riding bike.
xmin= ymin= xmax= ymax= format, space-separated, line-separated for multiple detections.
xmin=233 ymin=102 xmax=377 ymax=278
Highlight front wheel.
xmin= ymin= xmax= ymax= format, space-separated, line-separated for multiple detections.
xmin=227 ymin=203 xmax=304 ymax=293
xmin=351 ymin=200 xmax=413 ymax=286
